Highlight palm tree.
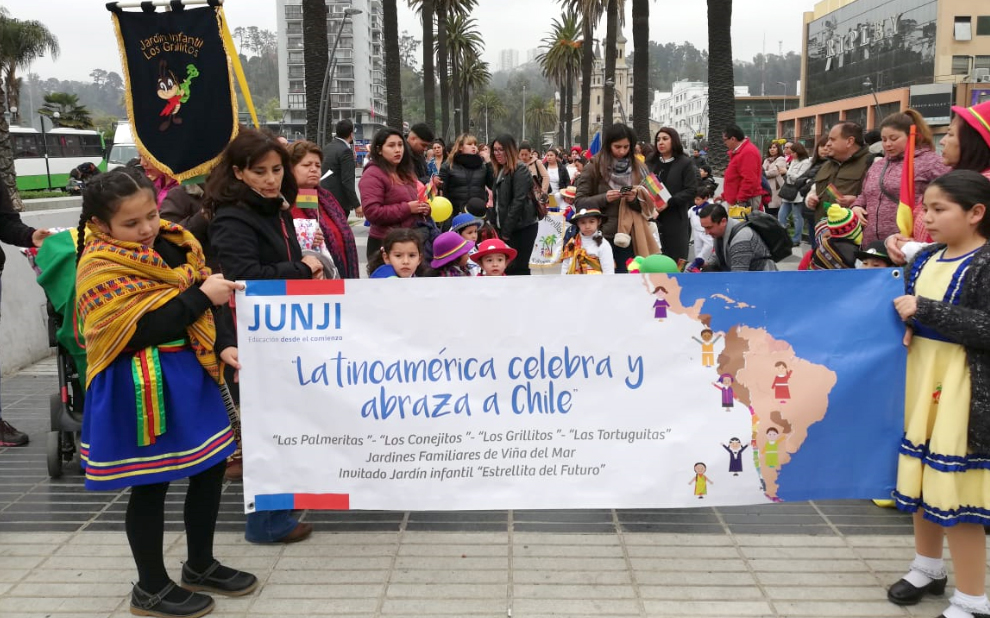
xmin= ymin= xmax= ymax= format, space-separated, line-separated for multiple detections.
xmin=383 ymin=0 xmax=403 ymax=129
xmin=0 ymin=10 xmax=58 ymax=208
xmin=565 ymin=0 xmax=605 ymax=148
xmin=459 ymin=53 xmax=490 ymax=134
xmin=407 ymin=0 xmax=436 ymax=127
xmin=444 ymin=11 xmax=482 ymax=139
xmin=601 ymin=0 xmax=619 ymax=132
xmin=301 ymin=0 xmax=328 ymax=142
xmin=707 ymin=0 xmax=735 ymax=172
xmin=0 ymin=14 xmax=58 ymax=116
xmin=471 ymin=90 xmax=506 ymax=143
xmin=537 ymin=12 xmax=582 ymax=147
xmin=40 ymin=92 xmax=93 ymax=129
xmin=525 ymin=96 xmax=557 ymax=145
xmin=631 ymin=0 xmax=650 ymax=142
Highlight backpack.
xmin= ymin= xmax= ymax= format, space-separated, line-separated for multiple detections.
xmin=729 ymin=210 xmax=793 ymax=262
xmin=759 ymin=173 xmax=772 ymax=208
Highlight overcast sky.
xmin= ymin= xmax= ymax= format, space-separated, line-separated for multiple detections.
xmin=9 ymin=0 xmax=812 ymax=82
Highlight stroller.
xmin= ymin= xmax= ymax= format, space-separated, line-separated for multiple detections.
xmin=21 ymin=230 xmax=86 ymax=478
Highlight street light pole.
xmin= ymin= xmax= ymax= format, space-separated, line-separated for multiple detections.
xmin=39 ymin=111 xmax=60 ymax=190
xmin=318 ymin=8 xmax=362 ymax=149
xmin=863 ymin=77 xmax=881 ymax=128
xmin=522 ymin=85 xmax=527 ymax=142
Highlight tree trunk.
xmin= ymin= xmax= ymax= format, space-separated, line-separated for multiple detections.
xmin=462 ymin=83 xmax=471 ymax=135
xmin=436 ymin=11 xmax=450 ymax=140
xmin=383 ymin=0 xmax=403 ymax=129
xmin=422 ymin=0 xmax=436 ymax=128
xmin=580 ymin=17 xmax=593 ymax=148
xmin=602 ymin=0 xmax=618 ymax=131
xmin=451 ymin=61 xmax=461 ymax=141
xmin=557 ymin=80 xmax=565 ymax=147
xmin=632 ymin=0 xmax=650 ymax=143
xmin=301 ymin=0 xmax=329 ymax=143
xmin=706 ymin=0 xmax=736 ymax=174
xmin=565 ymin=65 xmax=574 ymax=147
xmin=0 ymin=99 xmax=23 ymax=211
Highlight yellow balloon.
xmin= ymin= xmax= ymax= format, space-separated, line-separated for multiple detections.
xmin=430 ymin=196 xmax=453 ymax=222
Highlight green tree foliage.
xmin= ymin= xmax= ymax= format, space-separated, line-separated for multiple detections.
xmin=40 ymin=92 xmax=93 ymax=129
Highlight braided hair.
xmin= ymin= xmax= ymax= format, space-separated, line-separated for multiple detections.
xmin=76 ymin=167 xmax=155 ymax=263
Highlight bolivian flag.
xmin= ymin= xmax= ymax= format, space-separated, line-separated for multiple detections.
xmin=896 ymin=125 xmax=916 ymax=237
xmin=295 ymin=188 xmax=319 ymax=209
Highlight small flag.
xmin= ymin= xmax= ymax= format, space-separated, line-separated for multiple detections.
xmin=641 ymin=173 xmax=672 ymax=209
xmin=417 ymin=181 xmax=435 ymax=204
xmin=295 ymin=188 xmax=319 ymax=210
xmin=896 ymin=124 xmax=917 ymax=238
xmin=823 ymin=183 xmax=845 ymax=204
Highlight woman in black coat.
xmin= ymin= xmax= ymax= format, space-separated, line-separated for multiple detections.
xmin=491 ymin=134 xmax=539 ymax=275
xmin=646 ymin=127 xmax=698 ymax=262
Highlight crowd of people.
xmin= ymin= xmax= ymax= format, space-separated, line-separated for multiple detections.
xmin=1 ymin=98 xmax=990 ymax=618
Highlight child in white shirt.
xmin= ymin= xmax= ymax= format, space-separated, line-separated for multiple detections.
xmin=561 ymin=208 xmax=615 ymax=275
xmin=690 ymin=185 xmax=715 ymax=262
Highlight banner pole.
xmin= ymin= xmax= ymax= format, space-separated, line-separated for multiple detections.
xmin=106 ymin=0 xmax=219 ymax=8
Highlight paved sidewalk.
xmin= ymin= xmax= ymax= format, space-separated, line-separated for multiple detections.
xmin=2 ymin=361 xmax=985 ymax=617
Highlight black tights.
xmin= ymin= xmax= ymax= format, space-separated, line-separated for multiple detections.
xmin=126 ymin=461 xmax=225 ymax=592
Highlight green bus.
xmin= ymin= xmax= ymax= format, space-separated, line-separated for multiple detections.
xmin=10 ymin=126 xmax=107 ymax=192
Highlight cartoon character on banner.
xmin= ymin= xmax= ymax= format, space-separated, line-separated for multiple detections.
xmin=692 ymin=328 xmax=722 ymax=368
xmin=157 ymin=60 xmax=199 ymax=131
xmin=763 ymin=411 xmax=793 ymax=469
xmin=722 ymin=437 xmax=748 ymax=476
xmin=771 ymin=361 xmax=793 ymax=403
xmin=713 ymin=373 xmax=735 ymax=411
xmin=689 ymin=462 xmax=712 ymax=498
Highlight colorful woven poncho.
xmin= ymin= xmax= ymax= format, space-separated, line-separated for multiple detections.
xmin=561 ymin=234 xmax=603 ymax=275
xmin=76 ymin=220 xmax=221 ymax=389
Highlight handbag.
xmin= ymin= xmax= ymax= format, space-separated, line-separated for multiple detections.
xmin=778 ymin=181 xmax=800 ymax=202
xmin=530 ymin=175 xmax=549 ymax=220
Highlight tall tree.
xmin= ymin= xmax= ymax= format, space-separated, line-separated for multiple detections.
xmin=384 ymin=0 xmax=403 ymax=129
xmin=566 ymin=0 xmax=604 ymax=148
xmin=419 ymin=1 xmax=436 ymax=127
xmin=538 ymin=11 xmax=582 ymax=147
xmin=435 ymin=2 xmax=450 ymax=139
xmin=601 ymin=0 xmax=619 ymax=131
xmin=459 ymin=53 xmax=490 ymax=134
xmin=631 ymin=0 xmax=650 ymax=142
xmin=525 ymin=96 xmax=557 ymax=144
xmin=706 ymin=0 xmax=735 ymax=172
xmin=445 ymin=11 xmax=482 ymax=139
xmin=301 ymin=0 xmax=328 ymax=142
xmin=470 ymin=89 xmax=506 ymax=144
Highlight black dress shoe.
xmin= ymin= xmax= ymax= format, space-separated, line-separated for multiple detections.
xmin=887 ymin=576 xmax=947 ymax=605
xmin=181 ymin=560 xmax=258 ymax=597
xmin=130 ymin=581 xmax=214 ymax=618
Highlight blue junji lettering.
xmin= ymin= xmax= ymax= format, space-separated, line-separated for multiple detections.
xmin=247 ymin=302 xmax=342 ymax=332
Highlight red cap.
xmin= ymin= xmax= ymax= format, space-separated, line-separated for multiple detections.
xmin=952 ymin=100 xmax=990 ymax=151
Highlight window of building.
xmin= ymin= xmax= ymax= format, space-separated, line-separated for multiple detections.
xmin=955 ymin=16 xmax=972 ymax=41
xmin=288 ymin=93 xmax=306 ymax=109
xmin=288 ymin=66 xmax=305 ymax=78
xmin=597 ymin=95 xmax=601 ymax=105
xmin=952 ymin=55 xmax=971 ymax=75
xmin=978 ymin=16 xmax=990 ymax=36
xmin=284 ymin=5 xmax=302 ymax=18
xmin=976 ymin=56 xmax=990 ymax=70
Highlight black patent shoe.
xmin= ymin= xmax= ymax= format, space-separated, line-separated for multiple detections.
xmin=886 ymin=576 xmax=947 ymax=605
xmin=130 ymin=581 xmax=214 ymax=618
xmin=181 ymin=560 xmax=258 ymax=597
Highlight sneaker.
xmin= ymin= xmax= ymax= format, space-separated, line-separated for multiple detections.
xmin=0 ymin=420 xmax=28 ymax=447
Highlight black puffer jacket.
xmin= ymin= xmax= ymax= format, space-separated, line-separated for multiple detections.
xmin=0 ymin=184 xmax=35 ymax=273
xmin=439 ymin=154 xmax=494 ymax=213
xmin=494 ymin=162 xmax=537 ymax=238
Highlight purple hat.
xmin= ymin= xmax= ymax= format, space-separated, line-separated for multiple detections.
xmin=430 ymin=231 xmax=475 ymax=269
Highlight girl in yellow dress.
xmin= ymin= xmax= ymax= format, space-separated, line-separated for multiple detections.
xmin=891 ymin=170 xmax=990 ymax=618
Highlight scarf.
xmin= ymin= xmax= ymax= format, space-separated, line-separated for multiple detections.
xmin=77 ymin=220 xmax=220 ymax=445
xmin=561 ymin=233 xmax=603 ymax=275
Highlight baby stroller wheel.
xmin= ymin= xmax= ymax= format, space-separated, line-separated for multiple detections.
xmin=47 ymin=431 xmax=63 ymax=479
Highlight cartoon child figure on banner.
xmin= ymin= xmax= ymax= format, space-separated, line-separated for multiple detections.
xmin=692 ymin=328 xmax=722 ymax=368
xmin=652 ymin=286 xmax=670 ymax=321
xmin=764 ymin=427 xmax=783 ymax=468
xmin=157 ymin=60 xmax=199 ymax=131
xmin=689 ymin=462 xmax=713 ymax=498
xmin=722 ymin=437 xmax=748 ymax=476
xmin=713 ymin=373 xmax=735 ymax=411
xmin=771 ymin=361 xmax=793 ymax=403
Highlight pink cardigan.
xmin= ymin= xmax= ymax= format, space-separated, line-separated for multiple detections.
xmin=358 ymin=163 xmax=425 ymax=240
xmin=852 ymin=147 xmax=949 ymax=245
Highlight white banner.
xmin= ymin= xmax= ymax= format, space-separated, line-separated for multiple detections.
xmin=529 ymin=213 xmax=566 ymax=272
xmin=236 ymin=270 xmax=905 ymax=513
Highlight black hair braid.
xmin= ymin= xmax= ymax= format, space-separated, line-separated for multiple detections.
xmin=75 ymin=167 xmax=156 ymax=263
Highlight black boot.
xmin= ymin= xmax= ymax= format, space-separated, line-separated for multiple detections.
xmin=130 ymin=581 xmax=214 ymax=618
xmin=181 ymin=560 xmax=258 ymax=597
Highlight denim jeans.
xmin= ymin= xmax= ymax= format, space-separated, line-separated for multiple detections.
xmin=245 ymin=509 xmax=298 ymax=543
xmin=777 ymin=201 xmax=804 ymax=244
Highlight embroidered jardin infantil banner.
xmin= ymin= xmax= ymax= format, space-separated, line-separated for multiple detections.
xmin=109 ymin=2 xmax=238 ymax=181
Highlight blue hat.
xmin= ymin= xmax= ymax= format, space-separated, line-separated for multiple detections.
xmin=451 ymin=213 xmax=483 ymax=233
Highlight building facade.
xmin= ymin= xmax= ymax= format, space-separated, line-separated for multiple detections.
xmin=781 ymin=0 xmax=990 ymax=146
xmin=498 ymin=49 xmax=519 ymax=73
xmin=567 ymin=35 xmax=636 ymax=145
xmin=276 ymin=0 xmax=387 ymax=143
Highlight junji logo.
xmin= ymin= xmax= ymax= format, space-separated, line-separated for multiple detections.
xmin=247 ymin=302 xmax=341 ymax=332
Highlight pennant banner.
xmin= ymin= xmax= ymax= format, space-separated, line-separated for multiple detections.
xmin=529 ymin=213 xmax=566 ymax=271
xmin=110 ymin=4 xmax=238 ymax=181
xmin=237 ymin=270 xmax=906 ymax=512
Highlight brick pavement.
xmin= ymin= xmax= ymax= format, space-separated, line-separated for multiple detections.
xmin=2 ymin=360 xmax=986 ymax=617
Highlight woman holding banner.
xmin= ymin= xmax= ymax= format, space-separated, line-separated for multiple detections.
xmin=206 ymin=128 xmax=317 ymax=545
xmin=646 ymin=127 xmax=698 ymax=262
xmin=287 ymin=140 xmax=359 ymax=279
